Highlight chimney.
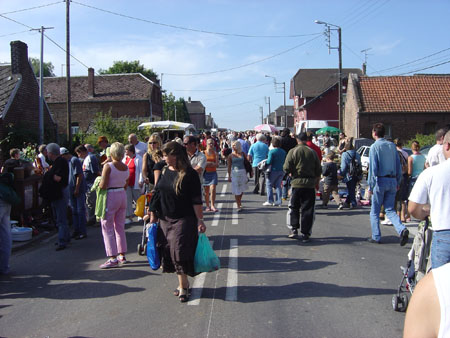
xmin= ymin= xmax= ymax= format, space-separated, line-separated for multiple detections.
xmin=88 ymin=67 xmax=95 ymax=97
xmin=362 ymin=63 xmax=367 ymax=76
xmin=188 ymin=96 xmax=191 ymax=103
xmin=149 ymin=75 xmax=160 ymax=86
xmin=10 ymin=40 xmax=29 ymax=75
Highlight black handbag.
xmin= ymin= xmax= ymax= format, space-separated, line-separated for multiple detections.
xmin=243 ymin=156 xmax=253 ymax=177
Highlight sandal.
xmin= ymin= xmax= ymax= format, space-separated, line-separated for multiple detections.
xmin=179 ymin=288 xmax=189 ymax=303
xmin=211 ymin=207 xmax=218 ymax=212
xmin=173 ymin=284 xmax=190 ymax=296
xmin=205 ymin=207 xmax=212 ymax=212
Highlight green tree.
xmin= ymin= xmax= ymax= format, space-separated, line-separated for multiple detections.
xmin=29 ymin=57 xmax=55 ymax=77
xmin=163 ymin=93 xmax=191 ymax=122
xmin=99 ymin=60 xmax=158 ymax=80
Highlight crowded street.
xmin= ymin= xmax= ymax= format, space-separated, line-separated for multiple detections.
xmin=2 ymin=166 xmax=418 ymax=338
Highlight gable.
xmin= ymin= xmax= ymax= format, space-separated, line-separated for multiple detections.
xmin=0 ymin=65 xmax=21 ymax=119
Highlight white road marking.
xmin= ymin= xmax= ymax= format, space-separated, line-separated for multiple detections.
xmin=220 ymin=184 xmax=227 ymax=197
xmin=225 ymin=239 xmax=238 ymax=301
xmin=188 ymin=240 xmax=214 ymax=306
xmin=232 ymin=203 xmax=238 ymax=224
xmin=211 ymin=203 xmax=223 ymax=227
xmin=225 ymin=172 xmax=229 ymax=180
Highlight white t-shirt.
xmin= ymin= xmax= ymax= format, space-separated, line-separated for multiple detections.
xmin=38 ymin=153 xmax=49 ymax=169
xmin=433 ymin=262 xmax=450 ymax=338
xmin=409 ymin=158 xmax=450 ymax=231
xmin=134 ymin=141 xmax=148 ymax=158
xmin=426 ymin=143 xmax=446 ymax=167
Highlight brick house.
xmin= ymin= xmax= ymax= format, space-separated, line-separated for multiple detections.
xmin=43 ymin=68 xmax=163 ymax=136
xmin=185 ymin=98 xmax=205 ymax=130
xmin=264 ymin=105 xmax=294 ymax=128
xmin=290 ymin=68 xmax=362 ymax=132
xmin=344 ymin=74 xmax=450 ymax=140
xmin=0 ymin=41 xmax=57 ymax=161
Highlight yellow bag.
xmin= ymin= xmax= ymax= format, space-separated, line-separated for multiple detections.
xmin=134 ymin=194 xmax=146 ymax=217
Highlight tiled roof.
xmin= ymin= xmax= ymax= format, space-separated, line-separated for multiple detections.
xmin=0 ymin=65 xmax=20 ymax=119
xmin=43 ymin=73 xmax=154 ymax=103
xmin=185 ymin=101 xmax=205 ymax=114
xmin=359 ymin=75 xmax=450 ymax=112
xmin=292 ymin=68 xmax=362 ymax=98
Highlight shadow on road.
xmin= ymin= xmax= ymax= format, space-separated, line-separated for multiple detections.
xmin=199 ymin=281 xmax=394 ymax=303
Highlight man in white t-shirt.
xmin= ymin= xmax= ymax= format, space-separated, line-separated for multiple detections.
xmin=128 ymin=133 xmax=148 ymax=158
xmin=425 ymin=128 xmax=448 ymax=168
xmin=409 ymin=130 xmax=450 ymax=269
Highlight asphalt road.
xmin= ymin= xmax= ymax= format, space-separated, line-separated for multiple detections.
xmin=1 ymin=166 xmax=418 ymax=338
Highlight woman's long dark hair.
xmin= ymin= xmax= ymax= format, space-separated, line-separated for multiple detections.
xmin=162 ymin=141 xmax=191 ymax=195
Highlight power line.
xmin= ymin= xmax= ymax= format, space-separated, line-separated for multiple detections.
xmin=342 ymin=0 xmax=391 ymax=29
xmin=374 ymin=47 xmax=450 ymax=73
xmin=208 ymin=97 xmax=264 ymax=110
xmin=0 ymin=14 xmax=34 ymax=30
xmin=396 ymin=59 xmax=450 ymax=75
xmin=43 ymin=33 xmax=92 ymax=71
xmin=169 ymin=82 xmax=271 ymax=92
xmin=163 ymin=35 xmax=321 ymax=76
xmin=337 ymin=0 xmax=381 ymax=28
xmin=0 ymin=29 xmax=33 ymax=38
xmin=71 ymin=1 xmax=320 ymax=39
xmin=0 ymin=1 xmax=62 ymax=15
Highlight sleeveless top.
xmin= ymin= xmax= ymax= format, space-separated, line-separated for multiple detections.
xmin=411 ymin=154 xmax=426 ymax=178
xmin=125 ymin=156 xmax=136 ymax=187
xmin=231 ymin=155 xmax=245 ymax=171
xmin=107 ymin=162 xmax=129 ymax=189
xmin=434 ymin=262 xmax=450 ymax=338
xmin=204 ymin=151 xmax=217 ymax=173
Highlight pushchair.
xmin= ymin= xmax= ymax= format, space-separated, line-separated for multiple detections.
xmin=392 ymin=217 xmax=432 ymax=312
xmin=137 ymin=188 xmax=153 ymax=256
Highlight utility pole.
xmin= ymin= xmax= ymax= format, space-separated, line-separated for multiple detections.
xmin=174 ymin=104 xmax=177 ymax=121
xmin=315 ymin=20 xmax=343 ymax=131
xmin=66 ymin=0 xmax=72 ymax=147
xmin=265 ymin=75 xmax=287 ymax=128
xmin=265 ymin=96 xmax=271 ymax=119
xmin=31 ymin=26 xmax=54 ymax=144
xmin=260 ymin=106 xmax=263 ymax=124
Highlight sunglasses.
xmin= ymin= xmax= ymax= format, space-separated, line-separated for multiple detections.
xmin=183 ymin=142 xmax=191 ymax=146
xmin=148 ymin=142 xmax=158 ymax=145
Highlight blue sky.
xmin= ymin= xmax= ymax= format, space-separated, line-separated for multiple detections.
xmin=1 ymin=0 xmax=450 ymax=130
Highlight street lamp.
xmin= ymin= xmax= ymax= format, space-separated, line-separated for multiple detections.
xmin=315 ymin=20 xmax=343 ymax=131
xmin=265 ymin=75 xmax=287 ymax=128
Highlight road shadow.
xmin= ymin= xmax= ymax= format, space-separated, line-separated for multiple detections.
xmin=227 ymin=256 xmax=336 ymax=274
xmin=199 ymin=281 xmax=394 ymax=303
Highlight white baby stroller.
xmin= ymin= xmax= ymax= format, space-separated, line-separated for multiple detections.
xmin=392 ymin=217 xmax=432 ymax=312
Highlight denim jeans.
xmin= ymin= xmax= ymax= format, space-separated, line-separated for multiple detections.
xmin=431 ymin=230 xmax=450 ymax=269
xmin=69 ymin=191 xmax=87 ymax=236
xmin=282 ymin=175 xmax=291 ymax=199
xmin=0 ymin=199 xmax=12 ymax=274
xmin=345 ymin=178 xmax=358 ymax=207
xmin=369 ymin=177 xmax=405 ymax=241
xmin=266 ymin=171 xmax=284 ymax=204
xmin=51 ymin=187 xmax=70 ymax=246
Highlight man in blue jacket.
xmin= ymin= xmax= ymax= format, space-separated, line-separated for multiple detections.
xmin=367 ymin=123 xmax=408 ymax=245
xmin=248 ymin=133 xmax=269 ymax=195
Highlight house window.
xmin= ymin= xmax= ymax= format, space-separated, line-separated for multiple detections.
xmin=71 ymin=122 xmax=80 ymax=135
xmin=424 ymin=122 xmax=437 ymax=135
xmin=384 ymin=123 xmax=392 ymax=137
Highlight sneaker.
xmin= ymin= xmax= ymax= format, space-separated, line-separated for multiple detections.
xmin=288 ymin=228 xmax=298 ymax=239
xmin=282 ymin=197 xmax=288 ymax=201
xmin=400 ymin=229 xmax=409 ymax=246
xmin=300 ymin=234 xmax=310 ymax=243
xmin=117 ymin=255 xmax=128 ymax=265
xmin=100 ymin=259 xmax=118 ymax=269
xmin=273 ymin=202 xmax=282 ymax=207
xmin=262 ymin=202 xmax=273 ymax=206
xmin=367 ymin=238 xmax=381 ymax=244
xmin=338 ymin=203 xmax=344 ymax=210
xmin=75 ymin=234 xmax=87 ymax=240
xmin=381 ymin=218 xmax=393 ymax=225
xmin=125 ymin=218 xmax=132 ymax=225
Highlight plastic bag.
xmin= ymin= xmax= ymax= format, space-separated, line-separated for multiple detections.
xmin=146 ymin=222 xmax=160 ymax=270
xmin=134 ymin=194 xmax=146 ymax=217
xmin=194 ymin=233 xmax=220 ymax=273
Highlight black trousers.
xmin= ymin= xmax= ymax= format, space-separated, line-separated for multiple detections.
xmin=288 ymin=187 xmax=316 ymax=236
xmin=253 ymin=167 xmax=265 ymax=195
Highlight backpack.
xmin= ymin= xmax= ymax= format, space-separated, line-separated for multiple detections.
xmin=398 ymin=150 xmax=408 ymax=174
xmin=349 ymin=153 xmax=363 ymax=180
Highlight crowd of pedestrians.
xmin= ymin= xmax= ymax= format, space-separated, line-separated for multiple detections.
xmin=1 ymin=122 xmax=450 ymax=311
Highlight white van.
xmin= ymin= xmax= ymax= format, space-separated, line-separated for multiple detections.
xmin=296 ymin=120 xmax=328 ymax=134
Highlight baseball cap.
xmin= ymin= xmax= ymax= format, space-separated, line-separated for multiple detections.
xmin=60 ymin=147 xmax=70 ymax=155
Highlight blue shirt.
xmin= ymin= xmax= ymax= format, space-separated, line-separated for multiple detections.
xmin=340 ymin=149 xmax=361 ymax=183
xmin=238 ymin=138 xmax=250 ymax=155
xmin=68 ymin=156 xmax=86 ymax=194
xmin=368 ymin=138 xmax=402 ymax=190
xmin=248 ymin=141 xmax=269 ymax=167
xmin=266 ymin=148 xmax=286 ymax=172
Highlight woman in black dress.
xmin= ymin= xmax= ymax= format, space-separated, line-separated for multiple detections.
xmin=150 ymin=141 xmax=206 ymax=302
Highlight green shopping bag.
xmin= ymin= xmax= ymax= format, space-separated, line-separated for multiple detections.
xmin=194 ymin=233 xmax=220 ymax=273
